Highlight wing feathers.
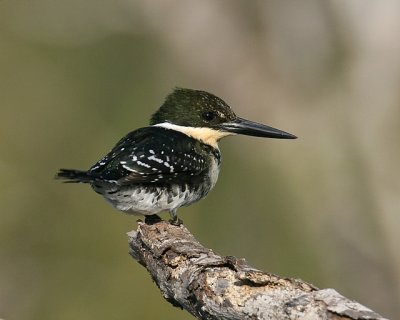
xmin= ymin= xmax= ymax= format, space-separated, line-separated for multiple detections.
xmin=88 ymin=127 xmax=215 ymax=185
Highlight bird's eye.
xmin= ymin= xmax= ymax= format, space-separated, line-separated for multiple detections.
xmin=202 ymin=111 xmax=216 ymax=121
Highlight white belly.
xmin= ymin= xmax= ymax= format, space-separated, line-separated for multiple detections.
xmin=93 ymin=157 xmax=220 ymax=216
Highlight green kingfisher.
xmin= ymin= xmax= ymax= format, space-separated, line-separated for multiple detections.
xmin=57 ymin=88 xmax=296 ymax=224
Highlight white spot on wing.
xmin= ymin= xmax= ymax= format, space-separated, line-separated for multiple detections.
xmin=122 ymin=164 xmax=137 ymax=172
xmin=148 ymin=155 xmax=163 ymax=163
xmin=164 ymin=162 xmax=174 ymax=173
xmin=137 ymin=160 xmax=150 ymax=168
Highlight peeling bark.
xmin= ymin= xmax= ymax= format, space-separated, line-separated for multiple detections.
xmin=128 ymin=221 xmax=387 ymax=320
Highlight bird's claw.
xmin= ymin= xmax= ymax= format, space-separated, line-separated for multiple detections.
xmin=169 ymin=217 xmax=183 ymax=226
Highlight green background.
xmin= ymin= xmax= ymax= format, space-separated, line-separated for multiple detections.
xmin=1 ymin=1 xmax=399 ymax=319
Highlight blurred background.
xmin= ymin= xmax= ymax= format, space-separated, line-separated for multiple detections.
xmin=1 ymin=1 xmax=399 ymax=319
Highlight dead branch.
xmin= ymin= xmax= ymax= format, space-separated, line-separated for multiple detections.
xmin=128 ymin=220 xmax=387 ymax=320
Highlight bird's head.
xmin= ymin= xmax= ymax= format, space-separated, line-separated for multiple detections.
xmin=150 ymin=88 xmax=296 ymax=148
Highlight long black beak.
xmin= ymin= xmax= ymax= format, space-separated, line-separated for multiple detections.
xmin=219 ymin=117 xmax=297 ymax=139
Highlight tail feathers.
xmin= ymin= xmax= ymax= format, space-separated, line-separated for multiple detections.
xmin=56 ymin=169 xmax=94 ymax=183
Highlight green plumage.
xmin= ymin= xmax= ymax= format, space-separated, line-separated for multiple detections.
xmin=150 ymin=88 xmax=237 ymax=127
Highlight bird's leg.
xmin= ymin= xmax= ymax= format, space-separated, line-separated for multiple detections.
xmin=144 ymin=214 xmax=162 ymax=225
xmin=169 ymin=209 xmax=183 ymax=226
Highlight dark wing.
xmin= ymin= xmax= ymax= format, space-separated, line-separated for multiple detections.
xmin=88 ymin=127 xmax=214 ymax=185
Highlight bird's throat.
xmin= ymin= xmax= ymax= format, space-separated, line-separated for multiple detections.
xmin=154 ymin=122 xmax=233 ymax=149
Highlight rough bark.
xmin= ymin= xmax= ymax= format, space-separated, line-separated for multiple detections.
xmin=128 ymin=220 xmax=388 ymax=320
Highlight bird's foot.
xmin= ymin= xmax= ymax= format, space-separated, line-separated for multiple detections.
xmin=169 ymin=216 xmax=183 ymax=226
xmin=144 ymin=214 xmax=162 ymax=225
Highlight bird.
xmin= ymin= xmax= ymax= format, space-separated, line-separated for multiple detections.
xmin=56 ymin=88 xmax=296 ymax=225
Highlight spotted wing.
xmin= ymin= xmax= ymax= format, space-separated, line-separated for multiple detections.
xmin=89 ymin=127 xmax=215 ymax=185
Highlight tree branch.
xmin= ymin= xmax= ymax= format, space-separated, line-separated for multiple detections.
xmin=128 ymin=220 xmax=387 ymax=320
